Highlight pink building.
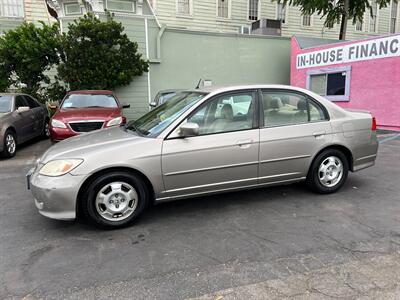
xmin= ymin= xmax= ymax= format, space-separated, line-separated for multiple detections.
xmin=291 ymin=35 xmax=400 ymax=131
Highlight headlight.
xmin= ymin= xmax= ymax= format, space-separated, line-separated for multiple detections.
xmin=39 ymin=159 xmax=83 ymax=177
xmin=106 ymin=117 xmax=123 ymax=127
xmin=51 ymin=119 xmax=67 ymax=129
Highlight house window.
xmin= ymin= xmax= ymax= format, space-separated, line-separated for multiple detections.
xmin=355 ymin=20 xmax=363 ymax=31
xmin=248 ymin=0 xmax=259 ymax=21
xmin=302 ymin=14 xmax=311 ymax=26
xmin=217 ymin=0 xmax=229 ymax=18
xmin=0 ymin=0 xmax=24 ymax=17
xmin=177 ymin=0 xmax=190 ymax=14
xmin=390 ymin=0 xmax=398 ymax=33
xmin=277 ymin=3 xmax=286 ymax=24
xmin=64 ymin=3 xmax=81 ymax=15
xmin=307 ymin=66 xmax=351 ymax=102
xmin=369 ymin=0 xmax=378 ymax=32
xmin=106 ymin=0 xmax=135 ymax=12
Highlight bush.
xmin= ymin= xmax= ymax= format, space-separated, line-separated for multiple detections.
xmin=0 ymin=22 xmax=60 ymax=100
xmin=57 ymin=13 xmax=149 ymax=90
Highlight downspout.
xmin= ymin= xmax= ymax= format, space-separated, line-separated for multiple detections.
xmin=152 ymin=25 xmax=166 ymax=63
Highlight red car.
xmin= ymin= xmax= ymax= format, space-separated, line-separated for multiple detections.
xmin=49 ymin=90 xmax=130 ymax=141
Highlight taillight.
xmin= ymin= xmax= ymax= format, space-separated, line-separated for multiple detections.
xmin=371 ymin=116 xmax=377 ymax=131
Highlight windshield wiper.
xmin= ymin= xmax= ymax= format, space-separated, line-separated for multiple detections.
xmin=124 ymin=121 xmax=143 ymax=136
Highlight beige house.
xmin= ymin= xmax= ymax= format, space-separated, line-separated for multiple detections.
xmin=0 ymin=0 xmax=54 ymax=32
xmin=150 ymin=0 xmax=400 ymax=40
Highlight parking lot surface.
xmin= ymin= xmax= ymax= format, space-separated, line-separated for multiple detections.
xmin=0 ymin=132 xmax=399 ymax=299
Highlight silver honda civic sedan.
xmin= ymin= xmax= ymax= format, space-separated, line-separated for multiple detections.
xmin=27 ymin=85 xmax=378 ymax=228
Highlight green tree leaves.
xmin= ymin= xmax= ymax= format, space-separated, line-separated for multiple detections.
xmin=0 ymin=21 xmax=60 ymax=96
xmin=57 ymin=13 xmax=149 ymax=90
xmin=0 ymin=13 xmax=149 ymax=100
xmin=276 ymin=0 xmax=391 ymax=40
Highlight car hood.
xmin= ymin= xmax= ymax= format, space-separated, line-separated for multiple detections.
xmin=40 ymin=126 xmax=143 ymax=163
xmin=53 ymin=108 xmax=121 ymax=122
xmin=0 ymin=112 xmax=11 ymax=119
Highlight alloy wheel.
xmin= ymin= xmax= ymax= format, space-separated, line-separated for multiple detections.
xmin=6 ymin=134 xmax=16 ymax=155
xmin=95 ymin=181 xmax=138 ymax=221
xmin=318 ymin=156 xmax=343 ymax=188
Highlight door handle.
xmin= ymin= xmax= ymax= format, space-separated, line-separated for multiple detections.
xmin=313 ymin=131 xmax=326 ymax=137
xmin=236 ymin=139 xmax=253 ymax=148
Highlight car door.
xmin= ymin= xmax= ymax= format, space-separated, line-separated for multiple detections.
xmin=24 ymin=95 xmax=45 ymax=137
xmin=12 ymin=95 xmax=34 ymax=143
xmin=258 ymin=89 xmax=332 ymax=184
xmin=161 ymin=90 xmax=260 ymax=199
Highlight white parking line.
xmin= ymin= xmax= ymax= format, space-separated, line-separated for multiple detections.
xmin=380 ymin=134 xmax=400 ymax=144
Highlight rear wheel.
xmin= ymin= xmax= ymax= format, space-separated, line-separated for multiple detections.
xmin=307 ymin=149 xmax=349 ymax=194
xmin=82 ymin=171 xmax=149 ymax=228
xmin=42 ymin=118 xmax=50 ymax=139
xmin=1 ymin=130 xmax=17 ymax=158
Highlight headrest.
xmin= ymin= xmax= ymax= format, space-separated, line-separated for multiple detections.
xmin=221 ymin=104 xmax=233 ymax=119
xmin=270 ymin=97 xmax=283 ymax=109
xmin=297 ymin=99 xmax=307 ymax=111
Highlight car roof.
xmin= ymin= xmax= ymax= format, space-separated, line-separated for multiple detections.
xmin=182 ymin=84 xmax=312 ymax=94
xmin=67 ymin=90 xmax=114 ymax=95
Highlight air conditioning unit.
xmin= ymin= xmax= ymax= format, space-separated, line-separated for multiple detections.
xmin=251 ymin=19 xmax=281 ymax=36
xmin=239 ymin=25 xmax=251 ymax=35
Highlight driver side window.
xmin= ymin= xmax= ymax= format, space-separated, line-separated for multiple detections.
xmin=188 ymin=92 xmax=255 ymax=135
xmin=15 ymin=96 xmax=28 ymax=110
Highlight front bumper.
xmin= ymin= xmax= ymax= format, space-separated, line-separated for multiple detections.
xmin=49 ymin=126 xmax=78 ymax=142
xmin=29 ymin=170 xmax=86 ymax=220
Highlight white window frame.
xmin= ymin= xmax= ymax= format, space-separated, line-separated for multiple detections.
xmin=0 ymin=0 xmax=24 ymax=17
xmin=176 ymin=0 xmax=193 ymax=16
xmin=369 ymin=0 xmax=379 ymax=33
xmin=216 ymin=0 xmax=231 ymax=19
xmin=355 ymin=19 xmax=364 ymax=31
xmin=105 ymin=0 xmax=136 ymax=13
xmin=389 ymin=0 xmax=399 ymax=34
xmin=301 ymin=13 xmax=313 ymax=28
xmin=276 ymin=2 xmax=288 ymax=25
xmin=63 ymin=2 xmax=82 ymax=15
xmin=247 ymin=0 xmax=260 ymax=21
xmin=306 ymin=66 xmax=352 ymax=102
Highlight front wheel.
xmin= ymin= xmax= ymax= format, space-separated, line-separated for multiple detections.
xmin=307 ymin=149 xmax=349 ymax=194
xmin=82 ymin=171 xmax=149 ymax=228
xmin=1 ymin=130 xmax=17 ymax=158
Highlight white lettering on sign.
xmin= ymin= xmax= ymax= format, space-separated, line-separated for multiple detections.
xmin=296 ymin=35 xmax=400 ymax=69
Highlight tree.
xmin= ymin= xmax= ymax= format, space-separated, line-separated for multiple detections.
xmin=57 ymin=13 xmax=149 ymax=91
xmin=0 ymin=22 xmax=61 ymax=98
xmin=276 ymin=0 xmax=391 ymax=40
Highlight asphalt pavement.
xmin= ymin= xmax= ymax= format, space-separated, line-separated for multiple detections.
xmin=0 ymin=132 xmax=399 ymax=299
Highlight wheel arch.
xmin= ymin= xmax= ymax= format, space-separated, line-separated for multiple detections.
xmin=310 ymin=144 xmax=354 ymax=173
xmin=76 ymin=166 xmax=155 ymax=218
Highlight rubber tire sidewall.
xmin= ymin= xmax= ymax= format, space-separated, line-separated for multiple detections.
xmin=307 ymin=149 xmax=349 ymax=194
xmin=1 ymin=130 xmax=16 ymax=158
xmin=82 ymin=172 xmax=149 ymax=228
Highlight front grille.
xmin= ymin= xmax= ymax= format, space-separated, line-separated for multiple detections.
xmin=69 ymin=121 xmax=104 ymax=133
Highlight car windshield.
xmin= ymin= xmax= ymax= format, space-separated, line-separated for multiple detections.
xmin=0 ymin=95 xmax=12 ymax=113
xmin=128 ymin=91 xmax=206 ymax=137
xmin=159 ymin=92 xmax=177 ymax=105
xmin=61 ymin=94 xmax=118 ymax=109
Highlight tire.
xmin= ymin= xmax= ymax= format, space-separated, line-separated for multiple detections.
xmin=1 ymin=130 xmax=17 ymax=158
xmin=306 ymin=149 xmax=349 ymax=194
xmin=82 ymin=171 xmax=150 ymax=228
xmin=42 ymin=118 xmax=50 ymax=139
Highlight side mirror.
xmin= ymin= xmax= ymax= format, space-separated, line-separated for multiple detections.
xmin=17 ymin=106 xmax=30 ymax=113
xmin=150 ymin=101 xmax=157 ymax=108
xmin=122 ymin=103 xmax=130 ymax=109
xmin=179 ymin=122 xmax=199 ymax=137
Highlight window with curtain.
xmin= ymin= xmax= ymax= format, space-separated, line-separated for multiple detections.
xmin=277 ymin=3 xmax=286 ymax=24
xmin=0 ymin=0 xmax=24 ymax=17
xmin=217 ymin=0 xmax=229 ymax=18
xmin=369 ymin=0 xmax=378 ymax=32
xmin=390 ymin=0 xmax=398 ymax=33
xmin=302 ymin=14 xmax=311 ymax=26
xmin=248 ymin=0 xmax=259 ymax=21
xmin=177 ymin=0 xmax=190 ymax=14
